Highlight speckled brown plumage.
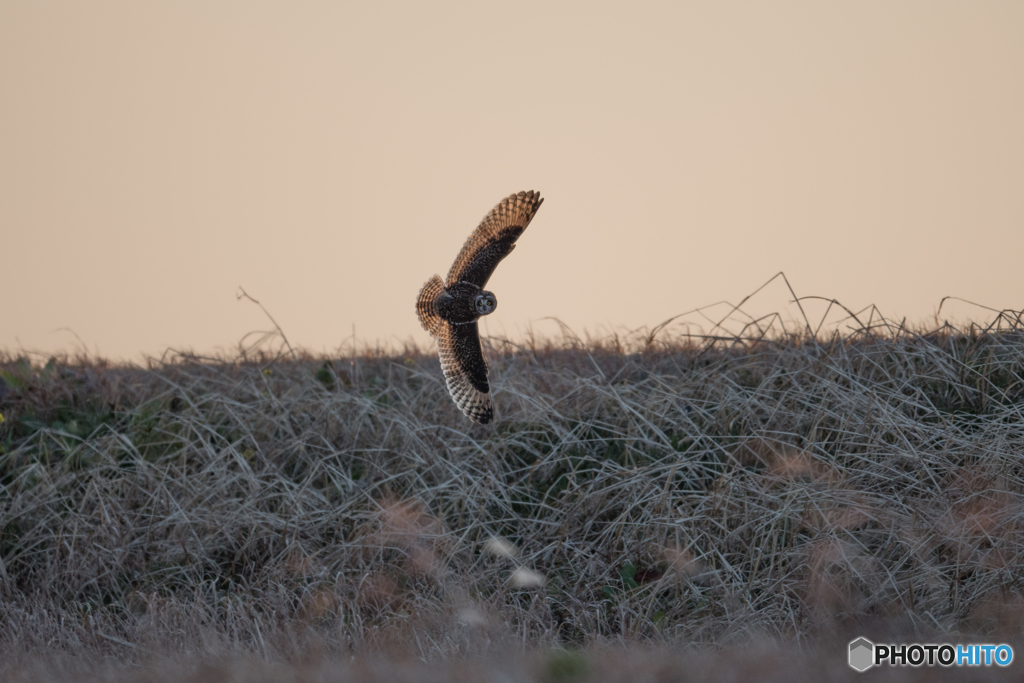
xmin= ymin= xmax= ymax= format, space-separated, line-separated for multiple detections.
xmin=416 ymin=191 xmax=544 ymax=424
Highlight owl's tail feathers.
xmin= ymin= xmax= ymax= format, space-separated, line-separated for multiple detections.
xmin=416 ymin=275 xmax=445 ymax=337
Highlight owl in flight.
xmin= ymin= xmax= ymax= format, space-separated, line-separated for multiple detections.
xmin=416 ymin=191 xmax=544 ymax=424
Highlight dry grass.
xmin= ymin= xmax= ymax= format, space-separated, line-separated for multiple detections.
xmin=2 ymin=295 xmax=1024 ymax=679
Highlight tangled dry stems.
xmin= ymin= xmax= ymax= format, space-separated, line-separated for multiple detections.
xmin=2 ymin=308 xmax=1024 ymax=676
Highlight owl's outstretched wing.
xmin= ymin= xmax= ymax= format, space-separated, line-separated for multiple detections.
xmin=445 ymin=191 xmax=543 ymax=289
xmin=436 ymin=321 xmax=493 ymax=424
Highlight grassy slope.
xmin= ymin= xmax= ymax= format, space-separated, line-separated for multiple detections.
xmin=2 ymin=324 xmax=1024 ymax=678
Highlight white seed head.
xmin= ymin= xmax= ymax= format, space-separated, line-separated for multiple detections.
xmin=510 ymin=567 xmax=546 ymax=588
xmin=484 ymin=536 xmax=519 ymax=558
xmin=457 ymin=605 xmax=488 ymax=628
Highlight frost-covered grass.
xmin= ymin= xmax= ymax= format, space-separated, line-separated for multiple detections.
xmin=3 ymin=305 xmax=1024 ymax=680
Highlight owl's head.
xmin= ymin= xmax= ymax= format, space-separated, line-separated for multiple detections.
xmin=475 ymin=291 xmax=497 ymax=316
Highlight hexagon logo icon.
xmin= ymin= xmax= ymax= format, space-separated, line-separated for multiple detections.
xmin=849 ymin=637 xmax=874 ymax=672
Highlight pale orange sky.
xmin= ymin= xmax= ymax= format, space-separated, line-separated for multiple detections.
xmin=2 ymin=1 xmax=1022 ymax=361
